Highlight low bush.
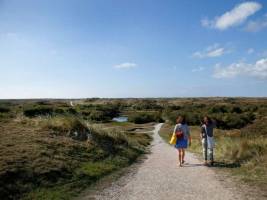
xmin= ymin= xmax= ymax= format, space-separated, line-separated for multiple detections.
xmin=212 ymin=113 xmax=255 ymax=129
xmin=129 ymin=112 xmax=163 ymax=124
xmin=23 ymin=105 xmax=79 ymax=118
xmin=88 ymin=110 xmax=110 ymax=122
xmin=0 ymin=107 xmax=10 ymax=113
xmin=42 ymin=116 xmax=89 ymax=141
xmin=23 ymin=106 xmax=54 ymax=117
xmin=78 ymin=103 xmax=120 ymax=122
xmin=231 ymin=106 xmax=243 ymax=113
xmin=162 ymin=110 xmax=202 ymax=126
xmin=66 ymin=108 xmax=78 ymax=115
xmin=131 ymin=100 xmax=162 ymax=110
xmin=54 ymin=108 xmax=65 ymax=114
xmin=209 ymin=105 xmax=228 ymax=114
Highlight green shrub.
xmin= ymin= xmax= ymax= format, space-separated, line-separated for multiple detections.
xmin=162 ymin=110 xmax=179 ymax=124
xmin=213 ymin=113 xmax=255 ymax=129
xmin=23 ymin=104 xmax=79 ymax=118
xmin=54 ymin=108 xmax=65 ymax=114
xmin=162 ymin=110 xmax=201 ymax=126
xmin=43 ymin=116 xmax=89 ymax=141
xmin=129 ymin=112 xmax=163 ymax=124
xmin=131 ymin=100 xmax=162 ymax=110
xmin=23 ymin=106 xmax=54 ymax=117
xmin=166 ymin=104 xmax=181 ymax=110
xmin=88 ymin=110 xmax=109 ymax=122
xmin=66 ymin=108 xmax=78 ymax=115
xmin=0 ymin=107 xmax=10 ymax=113
xmin=79 ymin=103 xmax=120 ymax=122
xmin=209 ymin=105 xmax=228 ymax=114
xmin=231 ymin=106 xmax=243 ymax=113
xmin=81 ymin=111 xmax=91 ymax=116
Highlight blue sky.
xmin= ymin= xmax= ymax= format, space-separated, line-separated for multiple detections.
xmin=0 ymin=0 xmax=267 ymax=98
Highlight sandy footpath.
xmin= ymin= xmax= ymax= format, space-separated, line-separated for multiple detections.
xmin=79 ymin=123 xmax=255 ymax=200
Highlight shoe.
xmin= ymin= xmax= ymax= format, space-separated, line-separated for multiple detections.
xmin=182 ymin=160 xmax=185 ymax=164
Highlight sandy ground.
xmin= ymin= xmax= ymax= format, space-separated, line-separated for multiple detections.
xmin=78 ymin=123 xmax=258 ymax=200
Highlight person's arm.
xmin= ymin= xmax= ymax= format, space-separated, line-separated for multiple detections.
xmin=188 ymin=126 xmax=192 ymax=146
xmin=173 ymin=124 xmax=177 ymax=133
xmin=200 ymin=126 xmax=204 ymax=139
xmin=188 ymin=135 xmax=192 ymax=146
xmin=173 ymin=124 xmax=177 ymax=135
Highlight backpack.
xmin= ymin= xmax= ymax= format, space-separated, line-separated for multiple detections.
xmin=175 ymin=125 xmax=184 ymax=140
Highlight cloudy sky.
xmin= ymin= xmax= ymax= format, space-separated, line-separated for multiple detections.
xmin=0 ymin=0 xmax=267 ymax=98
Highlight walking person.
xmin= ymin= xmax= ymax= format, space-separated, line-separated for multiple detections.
xmin=173 ymin=116 xmax=191 ymax=167
xmin=201 ymin=116 xmax=215 ymax=166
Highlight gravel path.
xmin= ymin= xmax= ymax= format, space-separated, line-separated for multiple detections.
xmin=79 ymin=123 xmax=248 ymax=200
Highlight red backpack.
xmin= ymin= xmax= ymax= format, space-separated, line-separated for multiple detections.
xmin=175 ymin=128 xmax=184 ymax=140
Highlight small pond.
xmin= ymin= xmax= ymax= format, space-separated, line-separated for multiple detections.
xmin=112 ymin=116 xmax=128 ymax=122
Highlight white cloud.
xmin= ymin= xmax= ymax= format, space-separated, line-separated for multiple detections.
xmin=202 ymin=2 xmax=262 ymax=30
xmin=207 ymin=48 xmax=225 ymax=57
xmin=244 ymin=14 xmax=267 ymax=32
xmin=114 ymin=62 xmax=137 ymax=69
xmin=193 ymin=44 xmax=229 ymax=58
xmin=247 ymin=48 xmax=255 ymax=54
xmin=192 ymin=67 xmax=205 ymax=72
xmin=213 ymin=58 xmax=267 ymax=79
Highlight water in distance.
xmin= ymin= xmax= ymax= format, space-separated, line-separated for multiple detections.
xmin=112 ymin=116 xmax=128 ymax=122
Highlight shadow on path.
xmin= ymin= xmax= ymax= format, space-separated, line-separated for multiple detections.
xmin=182 ymin=162 xmax=241 ymax=168
xmin=210 ymin=162 xmax=241 ymax=168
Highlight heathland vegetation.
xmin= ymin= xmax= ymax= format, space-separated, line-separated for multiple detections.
xmin=0 ymin=97 xmax=266 ymax=199
xmin=0 ymin=100 xmax=153 ymax=199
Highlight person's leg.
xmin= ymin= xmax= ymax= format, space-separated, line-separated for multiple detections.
xmin=178 ymin=149 xmax=182 ymax=166
xmin=202 ymin=138 xmax=208 ymax=164
xmin=208 ymin=148 xmax=214 ymax=165
xmin=182 ymin=149 xmax=185 ymax=163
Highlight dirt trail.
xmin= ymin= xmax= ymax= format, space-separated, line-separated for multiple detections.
xmin=79 ymin=123 xmax=251 ymax=200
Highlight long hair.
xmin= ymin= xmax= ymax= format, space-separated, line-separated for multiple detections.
xmin=203 ymin=116 xmax=212 ymax=125
xmin=176 ymin=115 xmax=186 ymax=125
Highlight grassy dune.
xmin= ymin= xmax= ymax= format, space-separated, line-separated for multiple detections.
xmin=0 ymin=114 xmax=152 ymax=199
